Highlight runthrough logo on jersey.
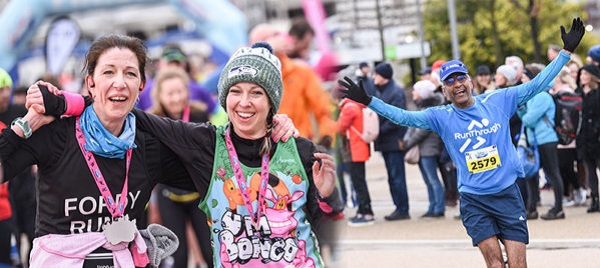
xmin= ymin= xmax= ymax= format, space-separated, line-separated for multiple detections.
xmin=454 ymin=118 xmax=502 ymax=153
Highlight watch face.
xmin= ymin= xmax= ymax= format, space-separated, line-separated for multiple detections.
xmin=12 ymin=118 xmax=32 ymax=139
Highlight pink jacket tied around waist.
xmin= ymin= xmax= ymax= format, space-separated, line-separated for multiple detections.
xmin=29 ymin=230 xmax=149 ymax=268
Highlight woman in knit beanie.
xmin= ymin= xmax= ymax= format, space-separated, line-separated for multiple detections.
xmin=517 ymin=61 xmax=568 ymax=220
xmin=494 ymin=65 xmax=517 ymax=88
xmin=405 ymin=80 xmax=447 ymax=218
xmin=207 ymin=42 xmax=339 ymax=267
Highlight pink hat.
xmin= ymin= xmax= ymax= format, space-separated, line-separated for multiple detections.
xmin=431 ymin=60 xmax=447 ymax=71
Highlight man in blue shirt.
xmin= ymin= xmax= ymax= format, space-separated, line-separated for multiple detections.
xmin=338 ymin=18 xmax=585 ymax=268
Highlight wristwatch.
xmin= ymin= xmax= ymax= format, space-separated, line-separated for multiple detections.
xmin=11 ymin=117 xmax=32 ymax=139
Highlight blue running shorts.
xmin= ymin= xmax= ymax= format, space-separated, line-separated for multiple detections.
xmin=460 ymin=182 xmax=528 ymax=246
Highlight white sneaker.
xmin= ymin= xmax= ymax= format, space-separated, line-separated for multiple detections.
xmin=575 ymin=188 xmax=587 ymax=206
xmin=563 ymin=197 xmax=575 ymax=207
xmin=453 ymin=211 xmax=461 ymax=220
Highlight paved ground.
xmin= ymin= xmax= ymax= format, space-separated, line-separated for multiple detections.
xmin=322 ymin=153 xmax=600 ymax=268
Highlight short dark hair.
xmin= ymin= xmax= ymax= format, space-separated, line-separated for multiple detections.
xmin=288 ymin=17 xmax=314 ymax=39
xmin=83 ymin=34 xmax=148 ymax=85
xmin=13 ymin=85 xmax=27 ymax=95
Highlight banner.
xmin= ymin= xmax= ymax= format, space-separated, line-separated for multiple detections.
xmin=45 ymin=16 xmax=80 ymax=76
xmin=0 ymin=0 xmax=246 ymax=72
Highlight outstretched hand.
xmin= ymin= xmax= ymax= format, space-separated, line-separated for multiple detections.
xmin=561 ymin=17 xmax=585 ymax=53
xmin=337 ymin=76 xmax=372 ymax=106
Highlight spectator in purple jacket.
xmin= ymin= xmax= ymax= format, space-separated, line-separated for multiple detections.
xmin=137 ymin=44 xmax=218 ymax=116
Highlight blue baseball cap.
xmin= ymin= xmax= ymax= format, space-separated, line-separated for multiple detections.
xmin=439 ymin=60 xmax=469 ymax=81
xmin=588 ymin=45 xmax=600 ymax=62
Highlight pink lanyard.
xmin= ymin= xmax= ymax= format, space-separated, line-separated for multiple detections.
xmin=224 ymin=127 xmax=270 ymax=228
xmin=75 ymin=117 xmax=132 ymax=218
xmin=182 ymin=105 xmax=190 ymax=123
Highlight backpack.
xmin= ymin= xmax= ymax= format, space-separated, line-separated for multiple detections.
xmin=516 ymin=145 xmax=540 ymax=178
xmin=351 ymin=107 xmax=380 ymax=143
xmin=515 ymin=125 xmax=540 ymax=178
xmin=543 ymin=91 xmax=582 ymax=145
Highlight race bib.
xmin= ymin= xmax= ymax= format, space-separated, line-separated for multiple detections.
xmin=465 ymin=145 xmax=501 ymax=173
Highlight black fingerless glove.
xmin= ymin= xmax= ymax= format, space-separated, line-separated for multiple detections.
xmin=561 ymin=17 xmax=585 ymax=53
xmin=337 ymin=76 xmax=372 ymax=106
xmin=38 ymin=85 xmax=67 ymax=118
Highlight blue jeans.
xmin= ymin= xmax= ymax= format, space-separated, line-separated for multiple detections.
xmin=419 ymin=156 xmax=445 ymax=214
xmin=381 ymin=151 xmax=409 ymax=215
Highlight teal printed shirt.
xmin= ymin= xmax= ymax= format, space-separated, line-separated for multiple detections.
xmin=200 ymin=125 xmax=324 ymax=267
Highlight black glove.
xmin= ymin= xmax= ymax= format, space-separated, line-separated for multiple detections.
xmin=38 ymin=84 xmax=67 ymax=118
xmin=561 ymin=17 xmax=585 ymax=53
xmin=337 ymin=76 xmax=372 ymax=106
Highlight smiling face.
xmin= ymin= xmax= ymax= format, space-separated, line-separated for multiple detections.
xmin=579 ymin=69 xmax=593 ymax=86
xmin=87 ymin=47 xmax=144 ymax=135
xmin=158 ymin=76 xmax=189 ymax=118
xmin=494 ymin=73 xmax=509 ymax=88
xmin=226 ymin=82 xmax=271 ymax=139
xmin=442 ymin=73 xmax=474 ymax=109
xmin=476 ymin=73 xmax=491 ymax=86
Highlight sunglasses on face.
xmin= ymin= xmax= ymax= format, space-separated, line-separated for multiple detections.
xmin=443 ymin=74 xmax=468 ymax=86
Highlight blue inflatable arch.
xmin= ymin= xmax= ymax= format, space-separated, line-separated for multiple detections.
xmin=0 ymin=0 xmax=248 ymax=73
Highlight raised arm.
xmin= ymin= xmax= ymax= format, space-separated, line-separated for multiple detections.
xmin=338 ymin=76 xmax=432 ymax=129
xmin=516 ymin=18 xmax=585 ymax=105
xmin=1 ymin=108 xmax=54 ymax=183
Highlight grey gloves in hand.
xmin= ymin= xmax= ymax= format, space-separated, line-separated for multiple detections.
xmin=337 ymin=76 xmax=372 ymax=106
xmin=561 ymin=17 xmax=585 ymax=53
xmin=139 ymin=224 xmax=179 ymax=268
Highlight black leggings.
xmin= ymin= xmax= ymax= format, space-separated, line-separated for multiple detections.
xmin=349 ymin=161 xmax=372 ymax=215
xmin=538 ymin=142 xmax=565 ymax=211
xmin=582 ymin=156 xmax=600 ymax=199
xmin=0 ymin=219 xmax=14 ymax=265
xmin=156 ymin=186 xmax=213 ymax=268
xmin=557 ymin=148 xmax=580 ymax=196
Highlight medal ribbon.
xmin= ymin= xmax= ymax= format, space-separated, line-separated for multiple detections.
xmin=182 ymin=105 xmax=190 ymax=123
xmin=75 ymin=117 xmax=132 ymax=218
xmin=224 ymin=127 xmax=270 ymax=228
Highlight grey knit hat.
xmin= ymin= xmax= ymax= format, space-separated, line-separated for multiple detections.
xmin=496 ymin=65 xmax=517 ymax=86
xmin=218 ymin=42 xmax=283 ymax=113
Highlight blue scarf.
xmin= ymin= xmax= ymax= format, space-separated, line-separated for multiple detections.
xmin=80 ymin=106 xmax=137 ymax=159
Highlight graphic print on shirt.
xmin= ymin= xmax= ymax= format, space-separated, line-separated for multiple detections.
xmin=63 ymin=190 xmax=142 ymax=234
xmin=201 ymin=127 xmax=323 ymax=267
xmin=213 ymin=169 xmax=314 ymax=267
xmin=455 ymin=118 xmax=502 ymax=173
